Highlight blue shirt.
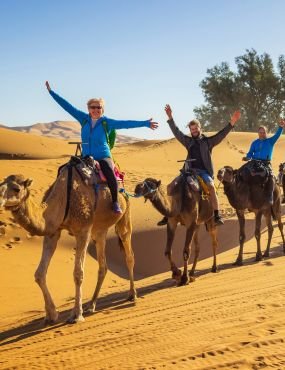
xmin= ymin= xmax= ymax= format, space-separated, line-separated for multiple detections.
xmin=49 ymin=90 xmax=150 ymax=160
xmin=246 ymin=127 xmax=283 ymax=160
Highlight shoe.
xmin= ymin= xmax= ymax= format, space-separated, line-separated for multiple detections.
xmin=214 ymin=214 xmax=224 ymax=226
xmin=112 ymin=201 xmax=123 ymax=214
xmin=157 ymin=216 xmax=168 ymax=226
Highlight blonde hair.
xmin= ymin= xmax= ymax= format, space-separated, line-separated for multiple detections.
xmin=87 ymin=98 xmax=105 ymax=109
xmin=258 ymin=125 xmax=267 ymax=133
xmin=188 ymin=119 xmax=201 ymax=129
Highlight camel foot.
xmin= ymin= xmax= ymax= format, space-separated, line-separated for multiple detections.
xmin=43 ymin=310 xmax=59 ymax=326
xmin=255 ymin=253 xmax=263 ymax=262
xmin=172 ymin=268 xmax=182 ymax=280
xmin=66 ymin=314 xmax=85 ymax=324
xmin=233 ymin=259 xmax=243 ymax=266
xmin=127 ymin=291 xmax=137 ymax=302
xmin=178 ymin=273 xmax=189 ymax=286
xmin=83 ymin=302 xmax=96 ymax=313
xmin=44 ymin=317 xmax=58 ymax=326
xmin=263 ymin=251 xmax=270 ymax=258
xmin=211 ymin=266 xmax=219 ymax=273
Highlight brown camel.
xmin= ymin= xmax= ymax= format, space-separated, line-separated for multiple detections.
xmin=0 ymin=168 xmax=136 ymax=324
xmin=217 ymin=165 xmax=285 ymax=265
xmin=134 ymin=175 xmax=218 ymax=285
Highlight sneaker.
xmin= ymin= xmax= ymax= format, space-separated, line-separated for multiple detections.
xmin=157 ymin=216 xmax=168 ymax=226
xmin=214 ymin=214 xmax=224 ymax=226
xmin=112 ymin=201 xmax=123 ymax=214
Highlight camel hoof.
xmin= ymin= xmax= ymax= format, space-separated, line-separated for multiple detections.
xmin=189 ymin=275 xmax=195 ymax=283
xmin=255 ymin=254 xmax=263 ymax=262
xmin=233 ymin=259 xmax=243 ymax=266
xmin=178 ymin=274 xmax=189 ymax=286
xmin=172 ymin=269 xmax=182 ymax=280
xmin=263 ymin=251 xmax=270 ymax=258
xmin=83 ymin=303 xmax=96 ymax=314
xmin=44 ymin=317 xmax=57 ymax=326
xmin=211 ymin=266 xmax=219 ymax=273
xmin=66 ymin=315 xmax=85 ymax=324
xmin=127 ymin=293 xmax=137 ymax=302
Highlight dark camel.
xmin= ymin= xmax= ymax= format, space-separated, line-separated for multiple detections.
xmin=278 ymin=162 xmax=285 ymax=203
xmin=217 ymin=165 xmax=285 ymax=265
xmin=135 ymin=175 xmax=218 ymax=285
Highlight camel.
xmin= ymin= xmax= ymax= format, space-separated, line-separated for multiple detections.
xmin=134 ymin=174 xmax=218 ymax=285
xmin=217 ymin=165 xmax=285 ymax=265
xmin=0 ymin=166 xmax=136 ymax=324
xmin=277 ymin=162 xmax=285 ymax=203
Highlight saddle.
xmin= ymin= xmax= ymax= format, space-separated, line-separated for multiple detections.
xmin=59 ymin=156 xmax=125 ymax=187
xmin=238 ymin=160 xmax=271 ymax=185
xmin=167 ymin=172 xmax=206 ymax=197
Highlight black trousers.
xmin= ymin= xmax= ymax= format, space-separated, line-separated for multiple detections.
xmin=99 ymin=158 xmax=118 ymax=203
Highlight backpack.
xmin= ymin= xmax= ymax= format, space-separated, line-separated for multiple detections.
xmin=82 ymin=118 xmax=116 ymax=150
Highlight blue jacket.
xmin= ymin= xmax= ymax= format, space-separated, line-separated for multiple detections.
xmin=246 ymin=126 xmax=283 ymax=161
xmin=49 ymin=90 xmax=151 ymax=160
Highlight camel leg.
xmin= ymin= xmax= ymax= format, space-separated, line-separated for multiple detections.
xmin=34 ymin=231 xmax=61 ymax=325
xmin=164 ymin=218 xmax=181 ymax=282
xmin=255 ymin=211 xmax=263 ymax=261
xmin=209 ymin=226 xmax=218 ymax=273
xmin=67 ymin=230 xmax=91 ymax=324
xmin=234 ymin=210 xmax=246 ymax=266
xmin=180 ymin=222 xmax=197 ymax=286
xmin=115 ymin=210 xmax=136 ymax=302
xmin=87 ymin=229 xmax=108 ymax=313
xmin=189 ymin=227 xmax=200 ymax=281
xmin=277 ymin=214 xmax=285 ymax=254
xmin=263 ymin=210 xmax=274 ymax=258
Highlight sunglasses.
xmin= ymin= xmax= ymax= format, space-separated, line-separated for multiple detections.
xmin=89 ymin=106 xmax=102 ymax=110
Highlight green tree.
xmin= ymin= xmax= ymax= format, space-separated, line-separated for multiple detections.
xmin=194 ymin=49 xmax=285 ymax=132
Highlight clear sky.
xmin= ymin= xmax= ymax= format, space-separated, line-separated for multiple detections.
xmin=0 ymin=0 xmax=284 ymax=139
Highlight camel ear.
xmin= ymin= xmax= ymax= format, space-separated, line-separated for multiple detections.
xmin=157 ymin=180 xmax=161 ymax=187
xmin=23 ymin=178 xmax=33 ymax=188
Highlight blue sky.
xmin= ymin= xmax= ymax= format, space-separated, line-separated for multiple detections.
xmin=0 ymin=0 xmax=285 ymax=139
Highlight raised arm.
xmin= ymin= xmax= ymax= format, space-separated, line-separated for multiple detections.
xmin=165 ymin=104 xmax=189 ymax=147
xmin=45 ymin=81 xmax=88 ymax=125
xmin=207 ymin=110 xmax=241 ymax=148
xmin=106 ymin=117 xmax=157 ymax=130
xmin=268 ymin=121 xmax=284 ymax=145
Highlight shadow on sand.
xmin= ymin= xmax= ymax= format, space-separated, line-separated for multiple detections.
xmin=88 ymin=216 xmax=284 ymax=279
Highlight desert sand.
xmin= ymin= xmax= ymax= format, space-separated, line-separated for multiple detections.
xmin=1 ymin=126 xmax=285 ymax=369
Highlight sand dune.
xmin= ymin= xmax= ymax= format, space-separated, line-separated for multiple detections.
xmin=1 ymin=129 xmax=285 ymax=369
xmin=2 ymin=121 xmax=144 ymax=144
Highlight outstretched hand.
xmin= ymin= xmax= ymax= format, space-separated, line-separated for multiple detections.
xmin=230 ymin=110 xmax=241 ymax=126
xmin=149 ymin=119 xmax=159 ymax=130
xmin=45 ymin=81 xmax=51 ymax=92
xmin=165 ymin=104 xmax=173 ymax=120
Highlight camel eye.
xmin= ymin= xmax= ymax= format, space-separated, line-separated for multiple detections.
xmin=13 ymin=187 xmax=20 ymax=193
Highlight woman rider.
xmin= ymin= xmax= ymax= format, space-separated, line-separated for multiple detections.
xmin=45 ymin=81 xmax=159 ymax=214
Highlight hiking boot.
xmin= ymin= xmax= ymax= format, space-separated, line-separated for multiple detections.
xmin=112 ymin=201 xmax=123 ymax=214
xmin=157 ymin=216 xmax=168 ymax=226
xmin=214 ymin=213 xmax=224 ymax=226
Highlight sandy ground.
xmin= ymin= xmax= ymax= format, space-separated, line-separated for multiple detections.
xmin=0 ymin=127 xmax=285 ymax=369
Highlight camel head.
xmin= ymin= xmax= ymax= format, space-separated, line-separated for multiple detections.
xmin=0 ymin=175 xmax=33 ymax=210
xmin=134 ymin=178 xmax=161 ymax=199
xmin=217 ymin=166 xmax=236 ymax=184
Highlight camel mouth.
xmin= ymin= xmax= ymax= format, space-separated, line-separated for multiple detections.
xmin=134 ymin=183 xmax=145 ymax=197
